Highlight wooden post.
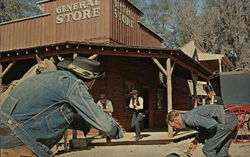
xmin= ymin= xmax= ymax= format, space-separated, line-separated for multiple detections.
xmin=64 ymin=131 xmax=68 ymax=151
xmin=0 ymin=62 xmax=2 ymax=95
xmin=167 ymin=58 xmax=173 ymax=137
xmin=151 ymin=57 xmax=175 ymax=137
xmin=219 ymin=59 xmax=222 ymax=72
xmin=72 ymin=130 xmax=77 ymax=139
xmin=191 ymin=73 xmax=198 ymax=108
xmin=0 ymin=100 xmax=1 ymax=157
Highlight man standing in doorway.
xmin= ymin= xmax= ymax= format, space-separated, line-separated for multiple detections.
xmin=129 ymin=90 xmax=144 ymax=141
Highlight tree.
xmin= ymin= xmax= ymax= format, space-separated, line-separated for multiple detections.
xmin=130 ymin=0 xmax=250 ymax=69
xmin=0 ymin=0 xmax=41 ymax=23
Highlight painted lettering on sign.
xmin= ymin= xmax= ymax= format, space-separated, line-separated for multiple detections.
xmin=113 ymin=0 xmax=134 ymax=28
xmin=56 ymin=0 xmax=100 ymax=24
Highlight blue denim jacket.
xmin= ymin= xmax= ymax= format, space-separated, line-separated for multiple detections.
xmin=0 ymin=70 xmax=123 ymax=156
xmin=181 ymin=104 xmax=226 ymax=143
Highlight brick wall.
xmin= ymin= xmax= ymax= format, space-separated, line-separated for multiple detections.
xmin=91 ymin=56 xmax=184 ymax=131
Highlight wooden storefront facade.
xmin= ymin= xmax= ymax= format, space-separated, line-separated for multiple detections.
xmin=0 ymin=0 xmax=211 ymax=132
xmin=0 ymin=0 xmax=162 ymax=53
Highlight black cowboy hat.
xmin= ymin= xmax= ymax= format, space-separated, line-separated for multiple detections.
xmin=57 ymin=57 xmax=105 ymax=80
xmin=99 ymin=94 xmax=108 ymax=99
xmin=130 ymin=90 xmax=138 ymax=95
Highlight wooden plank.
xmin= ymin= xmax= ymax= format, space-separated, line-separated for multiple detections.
xmin=191 ymin=72 xmax=198 ymax=108
xmin=152 ymin=57 xmax=168 ymax=77
xmin=29 ymin=19 xmax=34 ymax=47
xmin=1 ymin=146 xmax=36 ymax=157
xmin=21 ymin=21 xmax=26 ymax=49
xmin=167 ymin=58 xmax=173 ymax=137
xmin=0 ymin=63 xmax=2 ymax=93
xmin=5 ymin=25 xmax=10 ymax=51
xmin=34 ymin=19 xmax=39 ymax=46
xmin=219 ymin=58 xmax=222 ymax=72
xmin=0 ymin=25 xmax=5 ymax=51
xmin=41 ymin=15 xmax=45 ymax=45
xmin=0 ymin=61 xmax=15 ymax=78
xmin=9 ymin=23 xmax=14 ymax=50
xmin=15 ymin=22 xmax=19 ymax=49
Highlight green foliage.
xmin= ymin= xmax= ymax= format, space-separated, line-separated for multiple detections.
xmin=130 ymin=0 xmax=250 ymax=68
xmin=0 ymin=0 xmax=41 ymax=23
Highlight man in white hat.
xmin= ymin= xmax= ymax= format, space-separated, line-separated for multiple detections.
xmin=0 ymin=56 xmax=123 ymax=157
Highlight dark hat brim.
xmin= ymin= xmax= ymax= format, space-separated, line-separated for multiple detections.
xmin=130 ymin=90 xmax=138 ymax=95
xmin=74 ymin=70 xmax=105 ymax=80
xmin=57 ymin=58 xmax=105 ymax=80
xmin=99 ymin=94 xmax=108 ymax=99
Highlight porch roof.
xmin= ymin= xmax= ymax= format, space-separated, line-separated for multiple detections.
xmin=0 ymin=41 xmax=212 ymax=79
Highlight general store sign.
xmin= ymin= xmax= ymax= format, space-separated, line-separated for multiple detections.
xmin=56 ymin=0 xmax=100 ymax=24
xmin=113 ymin=0 xmax=134 ymax=28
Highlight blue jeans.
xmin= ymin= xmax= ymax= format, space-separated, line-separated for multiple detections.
xmin=131 ymin=112 xmax=143 ymax=137
xmin=202 ymin=110 xmax=237 ymax=157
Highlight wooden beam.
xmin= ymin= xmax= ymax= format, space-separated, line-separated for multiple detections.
xmin=219 ymin=59 xmax=222 ymax=72
xmin=171 ymin=62 xmax=176 ymax=74
xmin=191 ymin=72 xmax=198 ymax=108
xmin=167 ymin=58 xmax=173 ymax=137
xmin=0 ymin=61 xmax=16 ymax=78
xmin=73 ymin=53 xmax=78 ymax=59
xmin=171 ymin=55 xmax=209 ymax=79
xmin=72 ymin=130 xmax=77 ymax=139
xmin=0 ymin=47 xmax=210 ymax=79
xmin=0 ymin=49 xmax=172 ymax=62
xmin=88 ymin=54 xmax=98 ymax=60
xmin=152 ymin=57 xmax=168 ymax=77
xmin=0 ymin=63 xmax=2 ymax=94
xmin=64 ymin=131 xmax=68 ymax=151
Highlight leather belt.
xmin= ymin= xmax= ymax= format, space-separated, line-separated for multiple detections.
xmin=0 ymin=127 xmax=14 ymax=136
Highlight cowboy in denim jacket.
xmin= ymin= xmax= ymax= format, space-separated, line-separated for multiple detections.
xmin=166 ymin=104 xmax=237 ymax=157
xmin=0 ymin=57 xmax=123 ymax=157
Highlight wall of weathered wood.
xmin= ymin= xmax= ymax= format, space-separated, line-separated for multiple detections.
xmin=0 ymin=0 xmax=162 ymax=53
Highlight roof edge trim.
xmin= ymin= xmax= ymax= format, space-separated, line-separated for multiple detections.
xmin=37 ymin=0 xmax=55 ymax=4
xmin=138 ymin=21 xmax=164 ymax=42
xmin=0 ymin=13 xmax=51 ymax=26
xmin=125 ymin=0 xmax=144 ymax=16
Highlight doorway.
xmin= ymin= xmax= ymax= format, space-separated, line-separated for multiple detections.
xmin=142 ymin=87 xmax=149 ymax=129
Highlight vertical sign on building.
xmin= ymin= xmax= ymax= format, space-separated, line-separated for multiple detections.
xmin=113 ymin=0 xmax=134 ymax=28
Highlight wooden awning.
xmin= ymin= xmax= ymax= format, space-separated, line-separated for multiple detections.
xmin=0 ymin=41 xmax=212 ymax=79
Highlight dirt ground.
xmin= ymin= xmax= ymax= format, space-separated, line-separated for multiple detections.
xmin=58 ymin=139 xmax=250 ymax=157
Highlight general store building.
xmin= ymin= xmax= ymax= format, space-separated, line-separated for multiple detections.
xmin=0 ymin=0 xmax=211 ymax=133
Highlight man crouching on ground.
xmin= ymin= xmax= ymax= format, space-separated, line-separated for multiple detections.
xmin=0 ymin=57 xmax=123 ymax=157
xmin=166 ymin=104 xmax=237 ymax=157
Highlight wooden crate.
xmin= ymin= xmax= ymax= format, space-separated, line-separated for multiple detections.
xmin=1 ymin=146 xmax=37 ymax=157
